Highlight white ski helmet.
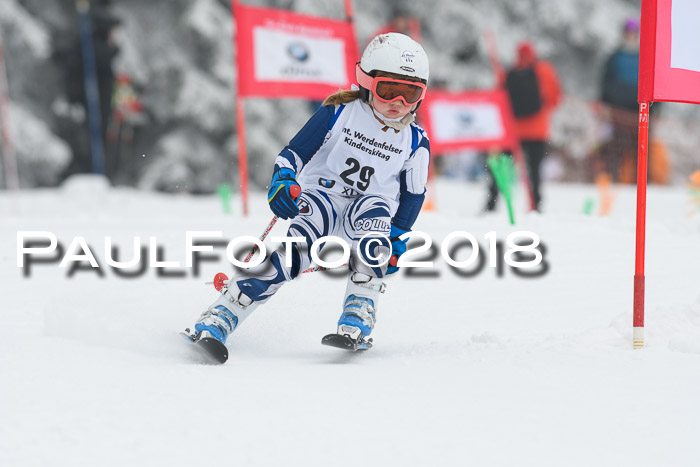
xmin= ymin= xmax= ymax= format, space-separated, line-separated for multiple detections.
xmin=358 ymin=33 xmax=429 ymax=84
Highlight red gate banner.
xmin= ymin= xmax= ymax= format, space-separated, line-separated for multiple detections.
xmin=419 ymin=89 xmax=519 ymax=154
xmin=639 ymin=0 xmax=700 ymax=104
xmin=235 ymin=3 xmax=358 ymax=100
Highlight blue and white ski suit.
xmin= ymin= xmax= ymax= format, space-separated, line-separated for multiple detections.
xmin=237 ymin=98 xmax=430 ymax=303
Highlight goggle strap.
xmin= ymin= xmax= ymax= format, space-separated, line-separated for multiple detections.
xmin=356 ymin=64 xmax=375 ymax=89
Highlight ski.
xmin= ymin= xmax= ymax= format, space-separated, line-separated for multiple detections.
xmin=182 ymin=328 xmax=229 ymax=364
xmin=321 ymin=333 xmax=373 ymax=351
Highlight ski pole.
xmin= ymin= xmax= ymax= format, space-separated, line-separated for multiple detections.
xmin=242 ymin=215 xmax=280 ymax=263
xmin=242 ymin=185 xmax=301 ymax=263
xmin=300 ymin=263 xmax=348 ymax=274
xmin=207 ymin=186 xmax=302 ymax=289
xmin=209 ymin=253 xmax=394 ymax=289
xmin=299 ymin=242 xmax=400 ymax=274
xmin=210 ymin=262 xmax=346 ymax=291
xmin=300 ymin=254 xmax=398 ymax=275
xmin=206 ymin=217 xmax=288 ymax=290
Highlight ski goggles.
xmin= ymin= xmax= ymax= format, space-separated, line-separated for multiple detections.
xmin=356 ymin=64 xmax=427 ymax=106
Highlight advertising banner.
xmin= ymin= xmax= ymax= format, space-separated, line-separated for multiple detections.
xmin=639 ymin=0 xmax=700 ymax=104
xmin=420 ymin=89 xmax=519 ymax=154
xmin=235 ymin=4 xmax=358 ymax=99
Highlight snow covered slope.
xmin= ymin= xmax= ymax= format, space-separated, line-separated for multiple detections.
xmin=2 ymin=176 xmax=700 ymax=466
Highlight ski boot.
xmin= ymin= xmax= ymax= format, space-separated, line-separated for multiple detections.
xmin=183 ymin=281 xmax=257 ymax=363
xmin=322 ymin=272 xmax=385 ymax=351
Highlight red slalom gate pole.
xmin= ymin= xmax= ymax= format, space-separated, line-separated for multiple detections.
xmin=231 ymin=0 xmax=249 ymax=217
xmin=484 ymin=30 xmax=505 ymax=85
xmin=236 ymin=98 xmax=250 ymax=217
xmin=633 ymin=101 xmax=650 ymax=349
xmin=343 ymin=0 xmax=354 ymax=20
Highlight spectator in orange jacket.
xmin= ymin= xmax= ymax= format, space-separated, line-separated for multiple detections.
xmin=504 ymin=41 xmax=562 ymax=211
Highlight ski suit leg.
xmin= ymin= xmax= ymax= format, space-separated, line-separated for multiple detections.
xmin=336 ymin=195 xmax=392 ymax=340
xmin=195 ymin=189 xmax=342 ymax=343
xmin=235 ymin=188 xmax=341 ymax=303
xmin=342 ymin=195 xmax=393 ymax=278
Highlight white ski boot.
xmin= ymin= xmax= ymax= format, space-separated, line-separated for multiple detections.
xmin=322 ymin=272 xmax=386 ymax=351
xmin=192 ymin=281 xmax=258 ymax=345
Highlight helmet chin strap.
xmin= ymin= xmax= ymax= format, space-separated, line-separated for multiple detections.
xmin=368 ymin=94 xmax=415 ymax=133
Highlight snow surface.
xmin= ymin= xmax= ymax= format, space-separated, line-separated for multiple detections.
xmin=2 ymin=175 xmax=700 ymax=466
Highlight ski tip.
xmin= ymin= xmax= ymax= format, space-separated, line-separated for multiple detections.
xmin=182 ymin=329 xmax=229 ymax=363
xmin=322 ymin=334 xmax=354 ymax=350
xmin=321 ymin=333 xmax=371 ymax=351
xmin=198 ymin=337 xmax=229 ymax=363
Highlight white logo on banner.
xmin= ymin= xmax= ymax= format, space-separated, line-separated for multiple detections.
xmin=671 ymin=0 xmax=700 ymax=72
xmin=253 ymin=27 xmax=347 ymax=84
xmin=430 ymin=101 xmax=505 ymax=142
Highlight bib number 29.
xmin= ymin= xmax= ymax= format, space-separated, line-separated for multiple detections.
xmin=340 ymin=157 xmax=374 ymax=191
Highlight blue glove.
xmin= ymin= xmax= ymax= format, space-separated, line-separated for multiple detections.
xmin=268 ymin=167 xmax=301 ymax=219
xmin=387 ymin=224 xmax=409 ymax=275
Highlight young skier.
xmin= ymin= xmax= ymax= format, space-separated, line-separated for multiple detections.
xmin=189 ymin=32 xmax=430 ymax=355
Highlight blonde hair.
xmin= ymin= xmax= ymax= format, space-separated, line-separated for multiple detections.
xmin=322 ymin=89 xmax=361 ymax=106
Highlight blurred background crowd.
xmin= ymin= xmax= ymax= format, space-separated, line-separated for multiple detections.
xmin=0 ymin=0 xmax=697 ymax=195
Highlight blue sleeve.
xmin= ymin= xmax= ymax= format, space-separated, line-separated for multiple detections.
xmin=391 ymin=190 xmax=425 ymax=231
xmin=275 ymin=104 xmax=343 ymax=173
xmin=391 ymin=133 xmax=430 ymax=230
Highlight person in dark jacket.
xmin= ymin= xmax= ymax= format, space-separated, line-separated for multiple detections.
xmin=486 ymin=41 xmax=561 ymax=212
xmin=599 ymin=18 xmax=641 ymax=182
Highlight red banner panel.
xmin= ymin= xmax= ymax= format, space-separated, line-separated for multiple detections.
xmin=234 ymin=4 xmax=358 ymax=100
xmin=639 ymin=0 xmax=700 ymax=104
xmin=419 ymin=89 xmax=519 ymax=155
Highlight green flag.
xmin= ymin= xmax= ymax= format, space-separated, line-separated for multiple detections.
xmin=217 ymin=183 xmax=232 ymax=214
xmin=487 ymin=153 xmax=516 ymax=225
